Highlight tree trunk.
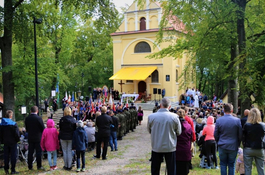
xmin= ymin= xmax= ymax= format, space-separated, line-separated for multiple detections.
xmin=198 ymin=68 xmax=204 ymax=91
xmin=228 ymin=43 xmax=238 ymax=114
xmin=0 ymin=0 xmax=15 ymax=119
xmin=234 ymin=0 xmax=251 ymax=115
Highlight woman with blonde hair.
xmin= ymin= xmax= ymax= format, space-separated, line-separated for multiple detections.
xmin=59 ymin=106 xmax=76 ymax=170
xmin=242 ymin=108 xmax=265 ymax=175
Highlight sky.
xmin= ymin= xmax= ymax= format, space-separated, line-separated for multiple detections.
xmin=111 ymin=0 xmax=134 ymax=12
xmin=0 ymin=0 xmax=134 ymax=12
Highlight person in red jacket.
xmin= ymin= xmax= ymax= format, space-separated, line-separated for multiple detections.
xmin=202 ymin=116 xmax=218 ymax=169
xmin=183 ymin=107 xmax=196 ymax=170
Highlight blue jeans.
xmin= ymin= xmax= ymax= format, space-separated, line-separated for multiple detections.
xmin=47 ymin=150 xmax=57 ymax=167
xmin=4 ymin=144 xmax=17 ymax=172
xmin=218 ymin=147 xmax=237 ymax=175
xmin=76 ymin=150 xmax=85 ymax=169
xmin=109 ymin=131 xmax=118 ymax=151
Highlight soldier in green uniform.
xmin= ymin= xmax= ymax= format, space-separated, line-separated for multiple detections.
xmin=123 ymin=108 xmax=131 ymax=134
xmin=131 ymin=105 xmax=137 ymax=129
xmin=116 ymin=110 xmax=124 ymax=140
xmin=129 ymin=106 xmax=135 ymax=132
xmin=118 ymin=107 xmax=127 ymax=137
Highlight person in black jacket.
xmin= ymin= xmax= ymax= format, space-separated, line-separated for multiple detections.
xmin=25 ymin=106 xmax=45 ymax=170
xmin=109 ymin=110 xmax=119 ymax=151
xmin=59 ymin=106 xmax=76 ymax=170
xmin=94 ymin=106 xmax=113 ymax=160
xmin=242 ymin=108 xmax=265 ymax=175
xmin=0 ymin=110 xmax=20 ymax=174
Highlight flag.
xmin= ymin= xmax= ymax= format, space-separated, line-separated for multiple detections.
xmin=65 ymin=91 xmax=68 ymax=101
xmin=99 ymin=98 xmax=102 ymax=106
xmin=91 ymin=102 xmax=94 ymax=111
xmin=89 ymin=96 xmax=92 ymax=105
xmin=109 ymin=94 xmax=113 ymax=105
xmin=72 ymin=92 xmax=74 ymax=102
xmin=104 ymin=90 xmax=107 ymax=98
xmin=113 ymin=103 xmax=116 ymax=112
xmin=126 ymin=97 xmax=129 ymax=108
xmin=75 ymin=92 xmax=77 ymax=101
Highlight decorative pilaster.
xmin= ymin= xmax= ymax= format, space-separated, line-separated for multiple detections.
xmin=125 ymin=13 xmax=127 ymax=32
xmin=135 ymin=12 xmax=138 ymax=31
xmin=146 ymin=11 xmax=149 ymax=30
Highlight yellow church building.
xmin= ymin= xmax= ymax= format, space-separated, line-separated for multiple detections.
xmin=109 ymin=1 xmax=194 ymax=102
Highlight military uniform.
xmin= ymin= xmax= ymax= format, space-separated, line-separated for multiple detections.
xmin=124 ymin=109 xmax=131 ymax=134
xmin=129 ymin=107 xmax=134 ymax=132
xmin=131 ymin=106 xmax=137 ymax=129
xmin=116 ymin=111 xmax=125 ymax=140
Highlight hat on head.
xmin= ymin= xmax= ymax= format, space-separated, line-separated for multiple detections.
xmin=77 ymin=120 xmax=83 ymax=128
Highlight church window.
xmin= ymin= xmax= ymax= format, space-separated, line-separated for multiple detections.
xmin=151 ymin=70 xmax=159 ymax=83
xmin=140 ymin=17 xmax=146 ymax=30
xmin=134 ymin=41 xmax=151 ymax=53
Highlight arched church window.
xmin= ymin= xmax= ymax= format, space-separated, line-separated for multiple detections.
xmin=134 ymin=41 xmax=151 ymax=53
xmin=140 ymin=17 xmax=146 ymax=30
xmin=151 ymin=70 xmax=159 ymax=83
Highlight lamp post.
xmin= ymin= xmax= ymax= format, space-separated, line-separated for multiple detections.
xmin=77 ymin=89 xmax=82 ymax=100
xmin=21 ymin=106 xmax=27 ymax=120
xmin=51 ymin=89 xmax=56 ymax=97
xmin=33 ymin=17 xmax=42 ymax=107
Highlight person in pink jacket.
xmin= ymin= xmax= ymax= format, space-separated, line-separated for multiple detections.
xmin=202 ymin=116 xmax=218 ymax=169
xmin=41 ymin=119 xmax=59 ymax=171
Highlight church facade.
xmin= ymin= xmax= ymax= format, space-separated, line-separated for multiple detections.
xmin=109 ymin=1 xmax=194 ymax=102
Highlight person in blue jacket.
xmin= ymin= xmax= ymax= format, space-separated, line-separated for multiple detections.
xmin=0 ymin=110 xmax=20 ymax=174
xmin=72 ymin=120 xmax=88 ymax=172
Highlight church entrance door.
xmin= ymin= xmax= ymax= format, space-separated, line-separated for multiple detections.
xmin=138 ymin=81 xmax=146 ymax=93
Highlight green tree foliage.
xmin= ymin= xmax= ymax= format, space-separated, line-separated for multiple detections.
xmin=0 ymin=0 xmax=121 ymax=120
xmin=140 ymin=0 xmax=265 ymax=110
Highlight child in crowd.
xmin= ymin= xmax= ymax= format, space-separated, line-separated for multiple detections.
xmin=72 ymin=120 xmax=88 ymax=172
xmin=85 ymin=122 xmax=95 ymax=151
xmin=40 ymin=119 xmax=59 ymax=171
xmin=236 ymin=148 xmax=245 ymax=175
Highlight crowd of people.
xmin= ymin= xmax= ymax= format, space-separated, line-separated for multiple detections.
xmin=1 ymin=88 xmax=265 ymax=175
xmin=0 ymin=92 xmax=145 ymax=174
xmin=148 ymin=96 xmax=265 ymax=175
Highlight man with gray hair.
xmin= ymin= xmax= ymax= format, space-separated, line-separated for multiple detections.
xmin=148 ymin=98 xmax=182 ymax=175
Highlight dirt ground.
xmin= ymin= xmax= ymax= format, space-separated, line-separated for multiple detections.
xmin=86 ymin=110 xmax=156 ymax=175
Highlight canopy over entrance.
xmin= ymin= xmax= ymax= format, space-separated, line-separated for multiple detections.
xmin=109 ymin=66 xmax=157 ymax=80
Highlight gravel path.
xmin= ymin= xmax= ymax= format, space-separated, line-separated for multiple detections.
xmin=86 ymin=110 xmax=156 ymax=175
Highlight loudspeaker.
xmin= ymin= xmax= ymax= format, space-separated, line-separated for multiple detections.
xmin=86 ymin=96 xmax=89 ymax=101
xmin=153 ymin=88 xmax=157 ymax=94
xmin=88 ymin=86 xmax=92 ymax=92
xmin=158 ymin=89 xmax=161 ymax=94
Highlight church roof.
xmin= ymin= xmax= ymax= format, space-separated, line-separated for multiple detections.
xmin=111 ymin=1 xmax=186 ymax=36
